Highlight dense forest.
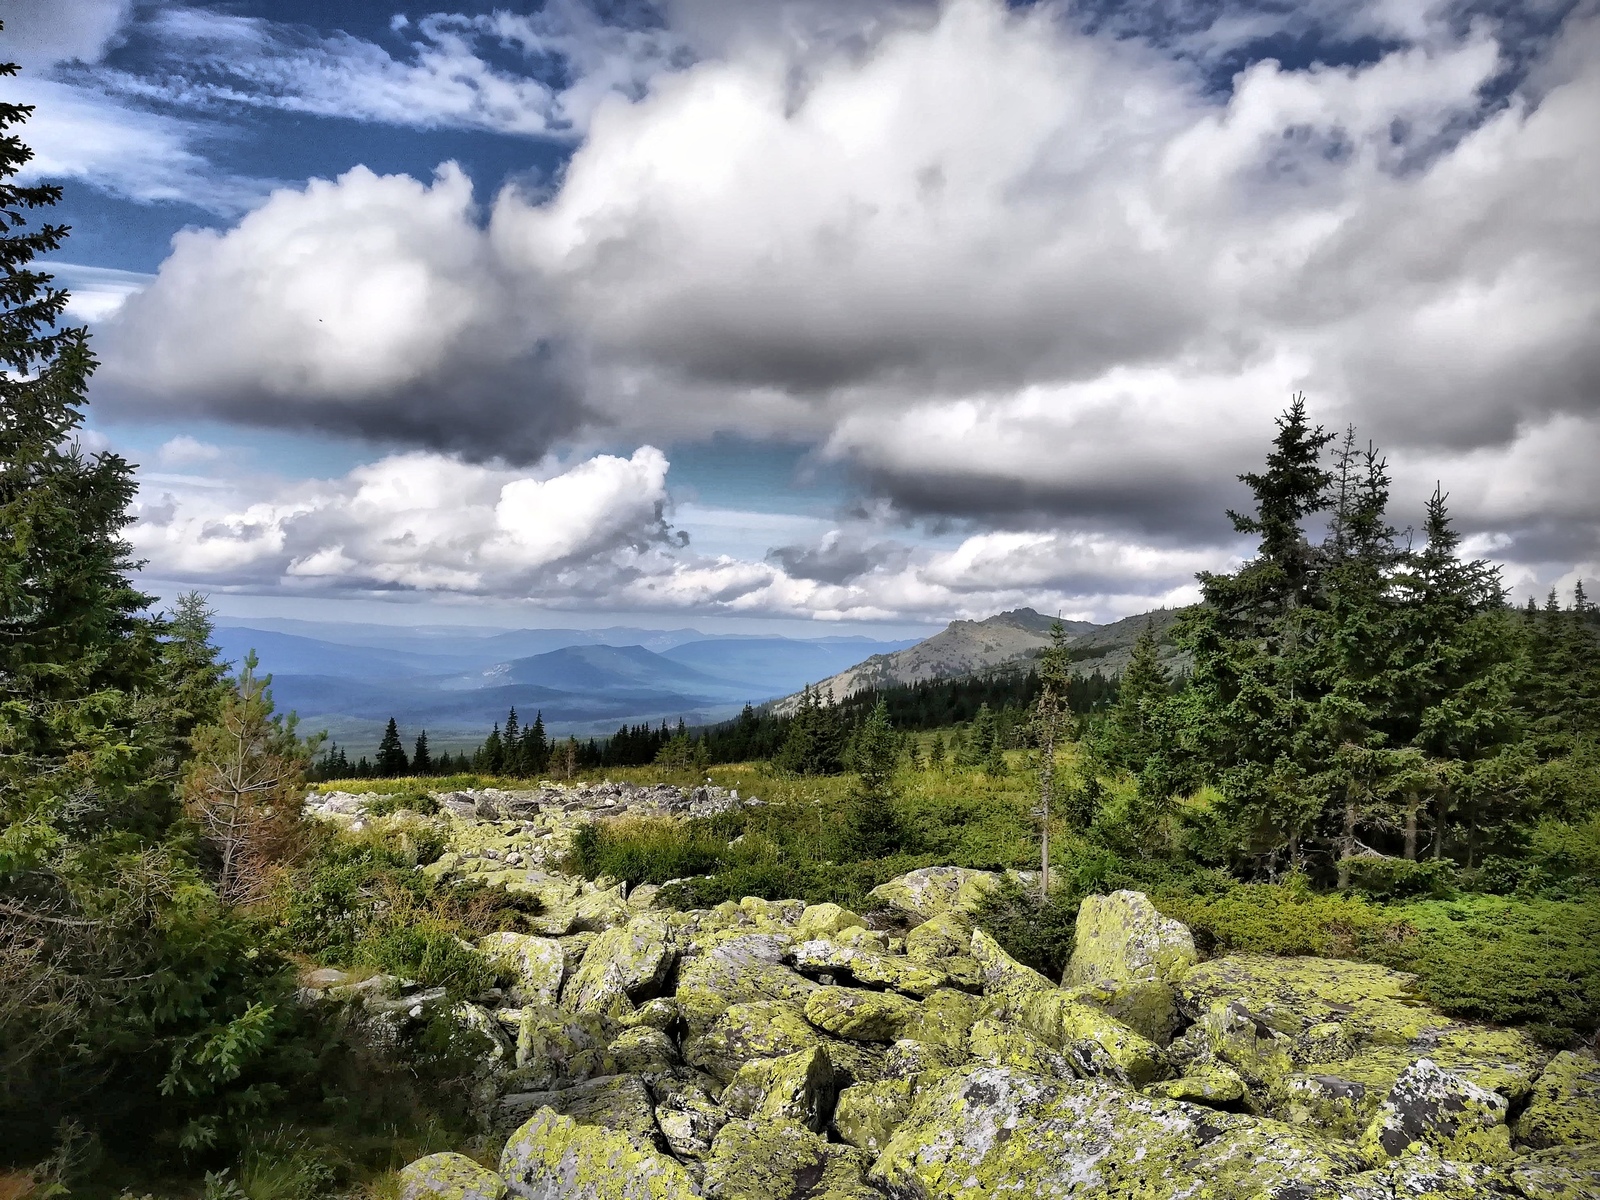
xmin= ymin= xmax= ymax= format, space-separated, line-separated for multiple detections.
xmin=3 ymin=72 xmax=1598 ymax=1199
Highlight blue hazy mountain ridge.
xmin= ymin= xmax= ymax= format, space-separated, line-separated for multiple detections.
xmin=659 ymin=637 xmax=919 ymax=690
xmin=217 ymin=622 xmax=922 ymax=747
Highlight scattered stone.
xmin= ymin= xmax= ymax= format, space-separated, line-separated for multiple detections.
xmin=832 ymin=1078 xmax=914 ymax=1154
xmin=1514 ymin=1050 xmax=1600 ymax=1149
xmin=1143 ymin=1060 xmax=1248 ymax=1107
xmin=498 ymin=1074 xmax=660 ymax=1147
xmin=1063 ymin=890 xmax=1196 ymax=1043
xmin=479 ymin=933 xmax=566 ymax=1007
xmin=967 ymin=1017 xmax=1076 ymax=1080
xmin=803 ymin=985 xmax=922 ymax=1043
xmin=498 ymin=1108 xmax=699 ymax=1200
xmin=564 ymin=914 xmax=677 ymax=1014
xmin=1359 ymin=1057 xmax=1512 ymax=1166
xmin=1506 ymin=1142 xmax=1600 ymax=1200
xmin=871 ymin=1063 xmax=1361 ymax=1199
xmin=721 ymin=1045 xmax=835 ymax=1131
xmin=702 ymin=1119 xmax=879 ymax=1200
xmin=869 ymin=866 xmax=1001 ymax=920
xmin=398 ymin=1152 xmax=507 ymax=1200
xmin=797 ymin=902 xmax=868 ymax=941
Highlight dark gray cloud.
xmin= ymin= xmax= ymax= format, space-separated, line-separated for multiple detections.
xmin=766 ymin=535 xmax=912 ymax=584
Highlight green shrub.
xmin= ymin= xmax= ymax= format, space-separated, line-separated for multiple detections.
xmin=1153 ymin=878 xmax=1399 ymax=957
xmin=1344 ymin=856 xmax=1457 ymax=902
xmin=1363 ymin=895 xmax=1600 ymax=1044
xmin=971 ymin=878 xmax=1080 ymax=979
xmin=567 ymin=815 xmax=739 ymax=885
xmin=364 ymin=792 xmax=440 ymax=817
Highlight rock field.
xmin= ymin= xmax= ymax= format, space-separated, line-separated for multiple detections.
xmin=301 ymin=782 xmax=1600 ymax=1200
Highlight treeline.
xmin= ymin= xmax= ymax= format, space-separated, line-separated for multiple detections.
xmin=319 ymin=667 xmax=1125 ymax=782
xmin=1085 ymin=399 xmax=1600 ymax=886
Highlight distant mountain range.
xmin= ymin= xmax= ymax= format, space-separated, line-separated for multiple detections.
xmin=219 ymin=606 xmax=1193 ymax=757
xmin=212 ymin=622 xmax=921 ymax=752
xmin=772 ymin=606 xmax=1191 ymax=714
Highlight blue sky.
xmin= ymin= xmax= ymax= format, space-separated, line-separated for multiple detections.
xmin=9 ymin=0 xmax=1598 ymax=634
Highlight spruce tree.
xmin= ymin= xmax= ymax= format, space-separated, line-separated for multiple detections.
xmin=375 ymin=717 xmax=409 ymax=776
xmin=0 ymin=83 xmax=297 ymax=1155
xmin=412 ymin=729 xmax=432 ymax=775
xmin=845 ymin=700 xmax=902 ymax=857
xmin=1392 ymin=486 xmax=1520 ymax=863
xmin=1176 ymin=397 xmax=1336 ymax=873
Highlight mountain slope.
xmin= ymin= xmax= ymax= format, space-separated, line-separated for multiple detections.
xmin=464 ymin=644 xmax=751 ymax=700
xmin=772 ymin=606 xmax=1193 ymax=712
xmin=660 ymin=637 xmax=920 ymax=696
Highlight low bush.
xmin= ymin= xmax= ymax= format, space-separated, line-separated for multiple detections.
xmin=1153 ymin=876 xmax=1400 ymax=957
xmin=971 ymin=878 xmax=1080 ymax=979
xmin=266 ymin=825 xmax=536 ymax=998
xmin=364 ymin=792 xmax=440 ymax=817
xmin=1363 ymin=894 xmax=1600 ymax=1045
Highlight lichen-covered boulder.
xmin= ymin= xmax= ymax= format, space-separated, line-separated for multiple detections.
xmin=564 ymin=914 xmax=677 ymax=1014
xmin=1177 ymin=951 xmax=1548 ymax=1104
xmin=968 ymin=929 xmax=1055 ymax=1009
xmin=454 ymin=1001 xmax=515 ymax=1063
xmin=1016 ymin=988 xmax=1166 ymax=1086
xmin=399 ymin=1152 xmax=507 ymax=1200
xmin=967 ymin=1018 xmax=1075 ymax=1080
xmin=1176 ymin=1004 xmax=1295 ymax=1092
xmin=900 ymin=988 xmax=984 ymax=1052
xmin=498 ymin=1074 xmax=661 ymax=1147
xmin=797 ymin=903 xmax=867 ymax=941
xmin=512 ymin=1005 xmax=614 ymax=1087
xmin=904 ymin=911 xmax=973 ymax=965
xmin=1066 ymin=890 xmax=1198 ymax=989
xmin=870 ymin=1063 xmax=1361 ymax=1199
xmin=620 ymin=997 xmax=680 ymax=1033
xmin=789 ymin=940 xmax=949 ymax=998
xmin=498 ymin=1107 xmax=699 ymax=1199
xmin=1063 ymin=890 xmax=1196 ymax=1044
xmin=1514 ymin=1050 xmax=1600 ymax=1149
xmin=1359 ymin=1057 xmax=1512 ymax=1165
xmin=684 ymin=999 xmax=823 ymax=1083
xmin=652 ymin=1073 xmax=729 ymax=1162
xmin=885 ymin=1038 xmax=968 ymax=1079
xmin=675 ymin=934 xmax=817 ymax=1036
xmin=1179 ymin=953 xmax=1433 ymax=1040
xmin=1275 ymin=1071 xmax=1369 ymax=1136
xmin=703 ymin=1119 xmax=879 ymax=1200
xmin=721 ymin=1045 xmax=835 ymax=1131
xmin=803 ymin=986 xmax=922 ymax=1043
xmin=480 ymin=933 xmax=567 ymax=1007
xmin=869 ymin=867 xmax=1001 ymax=921
xmin=608 ymin=1026 xmax=679 ymax=1075
xmin=832 ymin=1078 xmax=914 ymax=1155
xmin=1144 ymin=1061 xmax=1248 ymax=1107
xmin=1320 ymin=1157 xmax=1523 ymax=1200
xmin=1507 ymin=1143 xmax=1600 ymax=1200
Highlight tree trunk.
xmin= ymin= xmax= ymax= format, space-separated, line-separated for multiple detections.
xmin=1432 ymin=785 xmax=1449 ymax=860
xmin=1038 ymin=719 xmax=1055 ymax=902
xmin=1337 ymin=783 xmax=1356 ymax=891
xmin=1403 ymin=791 xmax=1419 ymax=861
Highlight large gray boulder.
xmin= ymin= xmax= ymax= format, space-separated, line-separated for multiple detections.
xmin=1063 ymin=890 xmax=1196 ymax=1043
xmin=498 ymin=1108 xmax=699 ymax=1200
xmin=871 ymin=1063 xmax=1363 ymax=1199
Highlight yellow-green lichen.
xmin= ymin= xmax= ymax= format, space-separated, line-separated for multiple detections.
xmin=397 ymin=1152 xmax=506 ymax=1200
xmin=498 ymin=1107 xmax=699 ymax=1200
xmin=1514 ymin=1051 xmax=1600 ymax=1149
xmin=832 ymin=1078 xmax=913 ymax=1155
xmin=804 ymin=985 xmax=922 ymax=1043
